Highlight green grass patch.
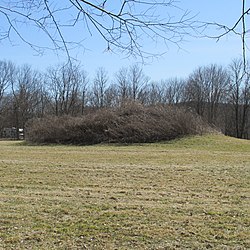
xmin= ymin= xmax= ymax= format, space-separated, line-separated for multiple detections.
xmin=0 ymin=134 xmax=249 ymax=249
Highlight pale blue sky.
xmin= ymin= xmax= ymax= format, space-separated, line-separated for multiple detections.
xmin=0 ymin=0 xmax=248 ymax=81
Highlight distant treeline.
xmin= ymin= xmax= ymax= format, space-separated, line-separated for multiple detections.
xmin=0 ymin=59 xmax=249 ymax=141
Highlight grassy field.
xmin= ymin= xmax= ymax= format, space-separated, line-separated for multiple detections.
xmin=0 ymin=134 xmax=249 ymax=249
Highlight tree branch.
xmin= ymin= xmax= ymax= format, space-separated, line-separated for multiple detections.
xmin=0 ymin=0 xmax=199 ymax=60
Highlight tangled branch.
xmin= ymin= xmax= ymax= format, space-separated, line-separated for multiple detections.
xmin=0 ymin=0 xmax=199 ymax=60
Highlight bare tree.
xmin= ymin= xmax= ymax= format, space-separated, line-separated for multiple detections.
xmin=144 ymin=81 xmax=166 ymax=105
xmin=45 ymin=66 xmax=61 ymax=116
xmin=185 ymin=64 xmax=229 ymax=123
xmin=240 ymin=73 xmax=250 ymax=138
xmin=185 ymin=67 xmax=207 ymax=117
xmin=204 ymin=65 xmax=230 ymax=124
xmin=0 ymin=1 xmax=198 ymax=59
xmin=0 ymin=60 xmax=16 ymax=132
xmin=115 ymin=67 xmax=130 ymax=103
xmin=164 ymin=78 xmax=185 ymax=105
xmin=104 ymin=84 xmax=119 ymax=108
xmin=80 ymin=70 xmax=89 ymax=114
xmin=129 ymin=64 xmax=149 ymax=101
xmin=46 ymin=63 xmax=84 ymax=116
xmin=0 ymin=60 xmax=15 ymax=108
xmin=91 ymin=67 xmax=109 ymax=108
xmin=10 ymin=65 xmax=42 ymax=138
xmin=228 ymin=59 xmax=250 ymax=138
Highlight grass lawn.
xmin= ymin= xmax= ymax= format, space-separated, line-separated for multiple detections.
xmin=0 ymin=134 xmax=249 ymax=249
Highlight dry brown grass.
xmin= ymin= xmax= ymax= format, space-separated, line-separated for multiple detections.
xmin=0 ymin=134 xmax=249 ymax=249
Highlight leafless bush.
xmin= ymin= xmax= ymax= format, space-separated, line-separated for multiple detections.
xmin=26 ymin=102 xmax=212 ymax=144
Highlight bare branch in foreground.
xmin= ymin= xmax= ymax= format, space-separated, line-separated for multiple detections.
xmin=0 ymin=0 xmax=200 ymax=60
xmin=205 ymin=0 xmax=250 ymax=71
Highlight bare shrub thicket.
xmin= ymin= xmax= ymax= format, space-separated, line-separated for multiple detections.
xmin=26 ymin=102 xmax=212 ymax=144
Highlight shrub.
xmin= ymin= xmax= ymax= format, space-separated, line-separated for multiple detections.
xmin=26 ymin=102 xmax=212 ymax=144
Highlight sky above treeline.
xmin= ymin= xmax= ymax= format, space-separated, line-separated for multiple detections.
xmin=0 ymin=0 xmax=248 ymax=81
